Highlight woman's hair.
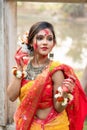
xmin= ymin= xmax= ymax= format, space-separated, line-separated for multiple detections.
xmin=27 ymin=21 xmax=56 ymax=52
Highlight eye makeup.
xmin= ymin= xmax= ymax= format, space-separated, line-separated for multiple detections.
xmin=36 ymin=35 xmax=44 ymax=41
xmin=36 ymin=35 xmax=53 ymax=42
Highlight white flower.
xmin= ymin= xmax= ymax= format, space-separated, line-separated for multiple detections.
xmin=23 ymin=71 xmax=27 ymax=78
xmin=17 ymin=35 xmax=29 ymax=53
xmin=16 ymin=70 xmax=22 ymax=78
xmin=57 ymin=86 xmax=63 ymax=93
xmin=54 ymin=86 xmax=63 ymax=99
xmin=17 ymin=36 xmax=23 ymax=45
xmin=68 ymin=93 xmax=73 ymax=101
xmin=21 ymin=44 xmax=29 ymax=53
xmin=61 ymin=98 xmax=68 ymax=106
xmin=54 ymin=93 xmax=62 ymax=98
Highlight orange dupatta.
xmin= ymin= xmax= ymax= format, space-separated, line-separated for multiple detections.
xmin=14 ymin=66 xmax=50 ymax=130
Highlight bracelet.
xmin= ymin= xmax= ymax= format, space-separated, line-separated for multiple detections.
xmin=54 ymin=86 xmax=73 ymax=106
xmin=12 ymin=67 xmax=27 ymax=79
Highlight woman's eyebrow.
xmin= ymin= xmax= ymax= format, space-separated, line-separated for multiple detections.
xmin=36 ymin=34 xmax=53 ymax=36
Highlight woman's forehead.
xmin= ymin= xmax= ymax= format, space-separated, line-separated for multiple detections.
xmin=37 ymin=28 xmax=53 ymax=36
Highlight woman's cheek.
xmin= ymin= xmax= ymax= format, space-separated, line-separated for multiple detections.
xmin=33 ymin=43 xmax=38 ymax=50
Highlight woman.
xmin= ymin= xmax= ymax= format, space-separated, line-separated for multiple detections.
xmin=7 ymin=21 xmax=87 ymax=130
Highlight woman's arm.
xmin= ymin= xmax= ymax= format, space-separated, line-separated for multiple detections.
xmin=52 ymin=70 xmax=66 ymax=112
xmin=7 ymin=76 xmax=22 ymax=102
xmin=7 ymin=59 xmax=24 ymax=102
xmin=52 ymin=70 xmax=75 ymax=113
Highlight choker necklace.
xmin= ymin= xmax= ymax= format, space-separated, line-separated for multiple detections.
xmin=26 ymin=59 xmax=50 ymax=80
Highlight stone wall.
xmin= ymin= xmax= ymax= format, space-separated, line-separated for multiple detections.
xmin=0 ymin=0 xmax=8 ymax=127
xmin=0 ymin=0 xmax=17 ymax=129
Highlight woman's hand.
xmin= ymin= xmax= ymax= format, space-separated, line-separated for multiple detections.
xmin=17 ymin=58 xmax=25 ymax=71
xmin=62 ymin=75 xmax=76 ymax=92
xmin=15 ymin=47 xmax=29 ymax=66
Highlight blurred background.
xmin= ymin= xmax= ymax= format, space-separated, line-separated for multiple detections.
xmin=17 ymin=2 xmax=87 ymax=129
xmin=17 ymin=2 xmax=87 ymax=80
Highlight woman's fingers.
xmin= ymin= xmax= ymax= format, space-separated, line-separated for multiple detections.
xmin=69 ymin=75 xmax=76 ymax=82
xmin=15 ymin=47 xmax=29 ymax=65
xmin=20 ymin=58 xmax=25 ymax=67
xmin=16 ymin=58 xmax=24 ymax=71
xmin=63 ymin=77 xmax=76 ymax=92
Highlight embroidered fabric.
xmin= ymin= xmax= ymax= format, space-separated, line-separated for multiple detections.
xmin=31 ymin=109 xmax=69 ymax=130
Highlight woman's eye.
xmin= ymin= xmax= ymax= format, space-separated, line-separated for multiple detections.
xmin=47 ymin=37 xmax=53 ymax=41
xmin=36 ymin=36 xmax=43 ymax=40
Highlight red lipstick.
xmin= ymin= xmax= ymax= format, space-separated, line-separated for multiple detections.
xmin=41 ymin=47 xmax=48 ymax=51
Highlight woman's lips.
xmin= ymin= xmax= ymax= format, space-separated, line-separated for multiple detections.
xmin=41 ymin=47 xmax=48 ymax=50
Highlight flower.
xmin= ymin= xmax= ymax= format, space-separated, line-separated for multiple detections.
xmin=17 ymin=31 xmax=29 ymax=53
xmin=68 ymin=93 xmax=74 ymax=101
xmin=54 ymin=86 xmax=74 ymax=106
xmin=22 ymin=71 xmax=27 ymax=78
xmin=12 ymin=67 xmax=27 ymax=79
xmin=61 ymin=98 xmax=68 ymax=106
xmin=22 ymin=31 xmax=28 ymax=44
xmin=16 ymin=70 xmax=22 ymax=78
xmin=54 ymin=86 xmax=63 ymax=99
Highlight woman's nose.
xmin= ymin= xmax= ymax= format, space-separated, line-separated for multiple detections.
xmin=43 ymin=38 xmax=47 ymax=44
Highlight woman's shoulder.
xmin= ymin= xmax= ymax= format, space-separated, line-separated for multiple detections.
xmin=49 ymin=60 xmax=74 ymax=77
xmin=49 ymin=60 xmax=71 ymax=71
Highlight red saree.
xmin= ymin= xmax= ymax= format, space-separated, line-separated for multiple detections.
xmin=50 ymin=63 xmax=87 ymax=130
xmin=14 ymin=61 xmax=87 ymax=130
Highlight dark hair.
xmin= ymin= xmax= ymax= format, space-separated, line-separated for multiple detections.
xmin=27 ymin=21 xmax=56 ymax=52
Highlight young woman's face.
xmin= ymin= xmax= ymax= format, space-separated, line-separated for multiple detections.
xmin=33 ymin=28 xmax=55 ymax=56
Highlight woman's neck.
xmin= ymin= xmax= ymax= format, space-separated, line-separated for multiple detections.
xmin=31 ymin=55 xmax=50 ymax=67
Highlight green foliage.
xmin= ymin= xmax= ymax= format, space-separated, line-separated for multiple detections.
xmin=83 ymin=119 xmax=87 ymax=130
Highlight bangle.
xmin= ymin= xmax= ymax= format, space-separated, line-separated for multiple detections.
xmin=54 ymin=86 xmax=73 ymax=106
xmin=12 ymin=67 xmax=27 ymax=79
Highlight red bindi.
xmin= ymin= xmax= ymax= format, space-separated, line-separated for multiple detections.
xmin=42 ymin=29 xmax=50 ymax=35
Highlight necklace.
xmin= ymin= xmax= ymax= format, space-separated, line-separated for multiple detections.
xmin=26 ymin=59 xmax=50 ymax=80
